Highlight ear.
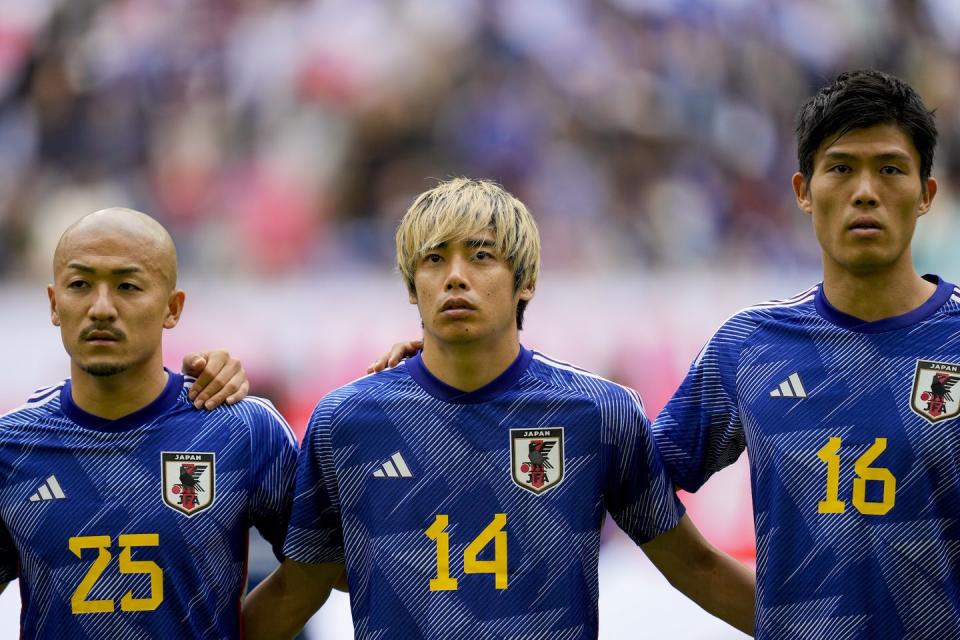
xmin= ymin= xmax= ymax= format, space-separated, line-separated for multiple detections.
xmin=918 ymin=177 xmax=938 ymax=217
xmin=408 ymin=286 xmax=418 ymax=305
xmin=792 ymin=173 xmax=813 ymax=216
xmin=47 ymin=285 xmax=60 ymax=327
xmin=518 ymin=282 xmax=535 ymax=303
xmin=163 ymin=289 xmax=186 ymax=329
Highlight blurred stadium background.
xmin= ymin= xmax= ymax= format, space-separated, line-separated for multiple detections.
xmin=1 ymin=0 xmax=959 ymax=637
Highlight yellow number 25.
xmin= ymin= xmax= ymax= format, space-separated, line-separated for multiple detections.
xmin=69 ymin=533 xmax=164 ymax=614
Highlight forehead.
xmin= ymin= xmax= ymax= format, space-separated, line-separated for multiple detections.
xmin=56 ymin=229 xmax=162 ymax=276
xmin=817 ymin=123 xmax=919 ymax=161
xmin=430 ymin=226 xmax=497 ymax=249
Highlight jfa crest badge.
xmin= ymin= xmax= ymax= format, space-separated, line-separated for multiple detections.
xmin=161 ymin=452 xmax=215 ymax=516
xmin=510 ymin=428 xmax=564 ymax=495
xmin=910 ymin=360 xmax=960 ymax=423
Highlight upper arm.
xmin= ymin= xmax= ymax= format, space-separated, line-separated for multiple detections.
xmin=283 ymin=400 xmax=346 ymax=565
xmin=640 ymin=514 xmax=714 ymax=581
xmin=243 ymin=558 xmax=344 ymax=639
xmin=273 ymin=558 xmax=344 ymax=611
xmin=246 ymin=399 xmax=300 ymax=557
xmin=652 ymin=322 xmax=747 ymax=492
xmin=602 ymin=387 xmax=685 ymax=545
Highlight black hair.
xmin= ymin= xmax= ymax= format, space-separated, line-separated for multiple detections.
xmin=796 ymin=70 xmax=937 ymax=184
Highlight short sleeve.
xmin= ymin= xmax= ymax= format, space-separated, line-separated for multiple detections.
xmin=282 ymin=397 xmax=345 ymax=564
xmin=602 ymin=386 xmax=685 ymax=545
xmin=652 ymin=320 xmax=747 ymax=493
xmin=246 ymin=398 xmax=300 ymax=561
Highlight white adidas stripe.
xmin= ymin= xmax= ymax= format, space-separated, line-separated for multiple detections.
xmin=28 ymin=475 xmax=66 ymax=501
xmin=770 ymin=372 xmax=807 ymax=398
xmin=372 ymin=452 xmax=413 ymax=478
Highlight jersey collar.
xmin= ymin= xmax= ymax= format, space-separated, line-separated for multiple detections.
xmin=406 ymin=346 xmax=533 ymax=404
xmin=61 ymin=369 xmax=184 ymax=432
xmin=815 ymin=274 xmax=954 ymax=333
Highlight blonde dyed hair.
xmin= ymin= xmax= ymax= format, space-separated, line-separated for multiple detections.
xmin=396 ymin=177 xmax=541 ymax=326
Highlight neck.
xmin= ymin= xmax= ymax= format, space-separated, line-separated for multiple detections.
xmin=420 ymin=334 xmax=521 ymax=392
xmin=69 ymin=356 xmax=169 ymax=420
xmin=821 ymin=258 xmax=935 ymax=322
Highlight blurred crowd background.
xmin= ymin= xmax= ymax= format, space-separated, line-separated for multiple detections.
xmin=2 ymin=1 xmax=960 ymax=636
xmin=2 ymin=0 xmax=960 ymax=282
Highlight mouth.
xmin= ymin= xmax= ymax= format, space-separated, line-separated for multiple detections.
xmin=82 ymin=329 xmax=123 ymax=343
xmin=847 ymin=217 xmax=883 ymax=237
xmin=440 ymin=298 xmax=477 ymax=317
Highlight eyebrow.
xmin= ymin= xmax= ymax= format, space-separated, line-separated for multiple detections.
xmin=66 ymin=263 xmax=144 ymax=276
xmin=427 ymin=238 xmax=496 ymax=251
xmin=821 ymin=151 xmax=913 ymax=163
xmin=465 ymin=238 xmax=496 ymax=248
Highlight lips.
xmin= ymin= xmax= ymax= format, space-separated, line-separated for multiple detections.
xmin=81 ymin=328 xmax=124 ymax=342
xmin=441 ymin=298 xmax=477 ymax=312
xmin=847 ymin=216 xmax=882 ymax=231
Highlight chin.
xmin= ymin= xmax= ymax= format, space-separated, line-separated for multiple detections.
xmin=78 ymin=361 xmax=131 ymax=377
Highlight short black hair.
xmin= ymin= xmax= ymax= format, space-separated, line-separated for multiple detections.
xmin=796 ymin=70 xmax=937 ymax=184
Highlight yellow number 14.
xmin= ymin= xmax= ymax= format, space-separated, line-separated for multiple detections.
xmin=817 ymin=437 xmax=896 ymax=516
xmin=425 ymin=514 xmax=508 ymax=591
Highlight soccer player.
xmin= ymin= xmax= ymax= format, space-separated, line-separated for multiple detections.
xmin=0 ymin=208 xmax=298 ymax=638
xmin=243 ymin=178 xmax=755 ymax=639
xmin=653 ymin=69 xmax=960 ymax=638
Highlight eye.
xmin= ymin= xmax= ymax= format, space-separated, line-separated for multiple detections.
xmin=880 ymin=165 xmax=904 ymax=175
xmin=67 ymin=280 xmax=89 ymax=289
xmin=423 ymin=253 xmax=442 ymax=264
xmin=828 ymin=164 xmax=852 ymax=174
xmin=118 ymin=282 xmax=142 ymax=291
xmin=474 ymin=251 xmax=491 ymax=260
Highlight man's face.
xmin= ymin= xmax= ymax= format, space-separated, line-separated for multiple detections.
xmin=48 ymin=230 xmax=183 ymax=377
xmin=410 ymin=228 xmax=533 ymax=348
xmin=793 ymin=123 xmax=937 ymax=277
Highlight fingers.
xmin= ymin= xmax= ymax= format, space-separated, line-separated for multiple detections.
xmin=190 ymin=350 xmax=247 ymax=409
xmin=225 ymin=380 xmax=250 ymax=406
xmin=182 ymin=352 xmax=207 ymax=388
xmin=366 ymin=353 xmax=391 ymax=374
xmin=187 ymin=351 xmax=214 ymax=402
xmin=388 ymin=340 xmax=422 ymax=368
xmin=367 ymin=339 xmax=423 ymax=373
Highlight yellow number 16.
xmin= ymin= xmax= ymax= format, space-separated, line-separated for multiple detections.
xmin=817 ymin=437 xmax=896 ymax=516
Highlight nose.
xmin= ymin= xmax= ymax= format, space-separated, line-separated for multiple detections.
xmin=88 ymin=283 xmax=118 ymax=321
xmin=443 ymin=254 xmax=469 ymax=291
xmin=852 ymin=172 xmax=879 ymax=208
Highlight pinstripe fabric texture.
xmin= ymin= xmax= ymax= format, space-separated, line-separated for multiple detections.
xmin=654 ymin=275 xmax=960 ymax=640
xmin=0 ymin=372 xmax=298 ymax=639
xmin=285 ymin=347 xmax=684 ymax=639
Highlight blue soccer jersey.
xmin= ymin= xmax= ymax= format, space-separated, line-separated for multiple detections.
xmin=0 ymin=371 xmax=298 ymax=639
xmin=284 ymin=347 xmax=683 ymax=639
xmin=654 ymin=275 xmax=960 ymax=639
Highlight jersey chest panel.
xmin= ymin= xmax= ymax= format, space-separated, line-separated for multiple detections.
xmin=329 ymin=394 xmax=607 ymax=638
xmin=0 ymin=414 xmax=250 ymax=639
xmin=739 ymin=319 xmax=960 ymax=638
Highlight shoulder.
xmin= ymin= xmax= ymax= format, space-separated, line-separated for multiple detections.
xmin=717 ymin=284 xmax=818 ymax=336
xmin=314 ymin=366 xmax=411 ymax=416
xmin=180 ymin=376 xmax=297 ymax=446
xmin=0 ymin=380 xmax=68 ymax=424
xmin=696 ymin=284 xmax=819 ymax=362
xmin=940 ymin=281 xmax=960 ymax=317
xmin=527 ymin=351 xmax=646 ymax=414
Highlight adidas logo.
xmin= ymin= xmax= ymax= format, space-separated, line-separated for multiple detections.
xmin=372 ymin=452 xmax=413 ymax=478
xmin=29 ymin=475 xmax=66 ymax=502
xmin=770 ymin=373 xmax=807 ymax=398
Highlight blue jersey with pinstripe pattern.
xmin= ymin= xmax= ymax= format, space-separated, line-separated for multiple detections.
xmin=0 ymin=371 xmax=298 ymax=639
xmin=654 ymin=275 xmax=960 ymax=640
xmin=284 ymin=346 xmax=684 ymax=639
